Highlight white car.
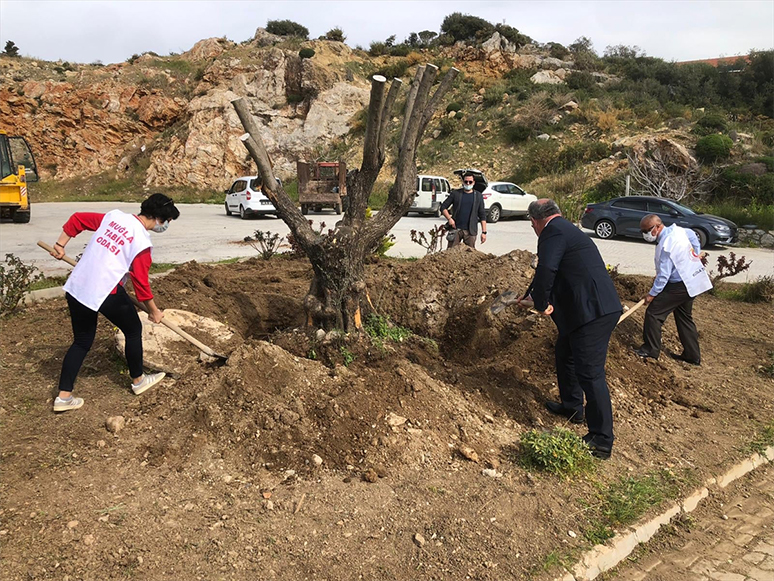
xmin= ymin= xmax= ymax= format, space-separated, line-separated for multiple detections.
xmin=453 ymin=169 xmax=536 ymax=223
xmin=408 ymin=174 xmax=452 ymax=217
xmin=224 ymin=176 xmax=279 ymax=219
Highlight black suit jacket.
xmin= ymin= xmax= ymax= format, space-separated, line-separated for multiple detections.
xmin=440 ymin=189 xmax=487 ymax=235
xmin=532 ymin=217 xmax=622 ymax=335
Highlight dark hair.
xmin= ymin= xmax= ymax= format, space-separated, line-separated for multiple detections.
xmin=462 ymin=171 xmax=476 ymax=179
xmin=528 ymin=199 xmax=561 ymax=220
xmin=140 ymin=193 xmax=180 ymax=222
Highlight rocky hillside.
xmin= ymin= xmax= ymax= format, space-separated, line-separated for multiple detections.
xmin=1 ymin=28 xmax=771 ymax=219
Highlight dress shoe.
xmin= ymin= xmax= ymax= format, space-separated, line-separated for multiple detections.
xmin=582 ymin=434 xmax=612 ymax=460
xmin=545 ymin=401 xmax=584 ymax=424
xmin=633 ymin=347 xmax=658 ymax=360
xmin=669 ymin=352 xmax=701 ymax=366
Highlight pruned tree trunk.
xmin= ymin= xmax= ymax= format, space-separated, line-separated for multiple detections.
xmin=232 ymin=64 xmax=459 ymax=332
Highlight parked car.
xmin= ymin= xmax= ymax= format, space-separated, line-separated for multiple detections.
xmin=580 ymin=196 xmax=737 ymax=248
xmin=408 ymin=174 xmax=452 ymax=216
xmin=452 ymin=168 xmax=536 ymax=223
xmin=224 ymin=176 xmax=281 ymax=219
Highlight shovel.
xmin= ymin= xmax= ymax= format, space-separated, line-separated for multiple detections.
xmin=37 ymin=241 xmax=228 ymax=360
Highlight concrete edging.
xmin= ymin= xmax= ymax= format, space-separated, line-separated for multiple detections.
xmin=554 ymin=445 xmax=774 ymax=581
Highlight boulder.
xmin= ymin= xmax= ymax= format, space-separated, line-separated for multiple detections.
xmin=252 ymin=28 xmax=283 ymax=47
xmin=183 ymin=38 xmax=233 ymax=61
xmin=530 ymin=70 xmax=564 ymax=85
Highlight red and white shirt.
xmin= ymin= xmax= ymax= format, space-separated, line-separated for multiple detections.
xmin=62 ymin=211 xmax=154 ymax=310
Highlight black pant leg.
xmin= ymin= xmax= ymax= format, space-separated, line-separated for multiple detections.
xmin=555 ymin=332 xmax=584 ymax=416
xmin=569 ymin=311 xmax=620 ymax=448
xmin=99 ymin=287 xmax=144 ymax=379
xmin=58 ymin=293 xmax=99 ymax=394
xmin=673 ymin=295 xmax=700 ymax=362
xmin=643 ymin=284 xmax=680 ymax=357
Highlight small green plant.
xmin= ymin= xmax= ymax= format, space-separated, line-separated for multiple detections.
xmin=365 ymin=314 xmax=412 ymax=342
xmin=693 ymin=113 xmax=727 ymax=135
xmin=518 ymin=428 xmax=596 ymax=477
xmin=339 ymin=346 xmax=355 ymax=366
xmin=374 ymin=234 xmax=396 ymax=257
xmin=0 ymin=254 xmax=43 ymax=316
xmin=720 ymin=275 xmax=774 ymax=303
xmin=247 ymin=230 xmax=284 ymax=259
xmin=410 ymin=224 xmax=446 ymax=254
xmin=748 ymin=419 xmax=774 ymax=453
xmin=446 ymin=102 xmax=463 ymax=113
xmin=298 ymin=48 xmax=315 ymax=59
xmin=696 ymin=134 xmax=733 ymax=164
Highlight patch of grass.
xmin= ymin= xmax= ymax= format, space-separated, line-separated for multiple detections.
xmin=149 ymin=262 xmax=178 ymax=274
xmin=695 ymin=200 xmax=773 ymax=230
xmin=365 ymin=313 xmax=411 ymax=342
xmin=339 ymin=347 xmax=355 ymax=366
xmin=715 ymin=276 xmax=774 ymax=304
xmin=748 ymin=419 xmax=774 ymax=453
xmin=518 ymin=428 xmax=596 ymax=477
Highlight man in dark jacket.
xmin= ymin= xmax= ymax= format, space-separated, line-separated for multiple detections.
xmin=440 ymin=172 xmax=487 ymax=248
xmin=518 ymin=199 xmax=622 ymax=459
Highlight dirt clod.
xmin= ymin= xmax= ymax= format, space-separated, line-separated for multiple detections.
xmin=105 ymin=416 xmax=125 ymax=433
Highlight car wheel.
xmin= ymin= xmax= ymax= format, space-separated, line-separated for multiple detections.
xmin=335 ymin=203 xmax=342 ymax=215
xmin=595 ymin=219 xmax=615 ymax=239
xmin=301 ymin=204 xmax=308 ymax=215
xmin=487 ymin=204 xmax=501 ymax=224
xmin=12 ymin=209 xmax=30 ymax=223
xmin=225 ymin=202 xmax=232 ymax=216
xmin=433 ymin=206 xmax=442 ymax=218
xmin=691 ymin=227 xmax=708 ymax=249
xmin=239 ymin=205 xmax=247 ymax=220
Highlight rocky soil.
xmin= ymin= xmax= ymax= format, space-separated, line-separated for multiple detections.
xmin=1 ymin=249 xmax=772 ymax=580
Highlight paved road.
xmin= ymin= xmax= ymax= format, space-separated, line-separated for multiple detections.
xmin=610 ymin=463 xmax=774 ymax=581
xmin=2 ymin=202 xmax=772 ymax=280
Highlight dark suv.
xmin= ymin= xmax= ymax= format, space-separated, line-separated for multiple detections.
xmin=581 ymin=196 xmax=737 ymax=248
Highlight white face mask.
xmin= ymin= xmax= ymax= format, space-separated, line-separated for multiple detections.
xmin=152 ymin=220 xmax=169 ymax=233
xmin=642 ymin=227 xmax=657 ymax=243
xmin=463 ymin=183 xmax=474 ymax=191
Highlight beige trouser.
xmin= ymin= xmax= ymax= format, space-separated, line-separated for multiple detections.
xmin=447 ymin=229 xmax=476 ymax=249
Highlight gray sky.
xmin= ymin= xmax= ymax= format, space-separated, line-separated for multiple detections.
xmin=0 ymin=0 xmax=771 ymax=64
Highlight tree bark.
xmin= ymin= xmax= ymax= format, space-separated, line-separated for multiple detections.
xmin=232 ymin=64 xmax=458 ymax=333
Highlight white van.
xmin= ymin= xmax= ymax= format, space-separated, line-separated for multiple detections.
xmin=408 ymin=174 xmax=452 ymax=217
xmin=224 ymin=176 xmax=281 ymax=219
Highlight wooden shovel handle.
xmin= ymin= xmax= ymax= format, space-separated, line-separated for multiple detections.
xmin=37 ymin=241 xmax=224 ymax=359
xmin=618 ymin=299 xmax=646 ymax=324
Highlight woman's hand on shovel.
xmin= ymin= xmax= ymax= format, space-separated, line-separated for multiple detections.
xmin=142 ymin=298 xmax=165 ymax=324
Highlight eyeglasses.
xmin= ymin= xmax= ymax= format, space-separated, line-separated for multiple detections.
xmin=463 ymin=181 xmax=475 ymax=184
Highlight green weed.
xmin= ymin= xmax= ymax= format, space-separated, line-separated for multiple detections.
xmin=340 ymin=347 xmax=355 ymax=366
xmin=748 ymin=419 xmax=774 ymax=453
xmin=518 ymin=428 xmax=596 ymax=477
xmin=364 ymin=314 xmax=412 ymax=342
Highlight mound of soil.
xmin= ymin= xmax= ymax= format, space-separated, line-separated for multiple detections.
xmin=1 ymin=249 xmax=772 ymax=581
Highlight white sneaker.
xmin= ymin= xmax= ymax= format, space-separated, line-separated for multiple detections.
xmin=53 ymin=396 xmax=84 ymax=412
xmin=131 ymin=372 xmax=166 ymax=395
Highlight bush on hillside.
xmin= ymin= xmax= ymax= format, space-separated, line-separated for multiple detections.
xmin=368 ymin=41 xmax=388 ymax=56
xmin=546 ymin=42 xmax=570 ymax=59
xmin=566 ymin=71 xmax=596 ymax=90
xmin=696 ymin=134 xmax=733 ymax=163
xmin=374 ymin=58 xmax=410 ymax=79
xmin=298 ymin=48 xmax=315 ymax=59
xmin=693 ymin=113 xmax=727 ymax=135
xmin=266 ymin=19 xmax=309 ymax=38
xmin=389 ymin=44 xmax=411 ymax=57
xmin=446 ymin=102 xmax=463 ymax=113
xmin=504 ymin=122 xmax=532 ymax=144
xmin=494 ymin=24 xmax=531 ymax=48
xmin=325 ymin=27 xmax=346 ymax=42
xmin=440 ymin=12 xmax=494 ymax=43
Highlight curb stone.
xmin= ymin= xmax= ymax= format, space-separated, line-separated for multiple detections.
xmin=554 ymin=445 xmax=774 ymax=581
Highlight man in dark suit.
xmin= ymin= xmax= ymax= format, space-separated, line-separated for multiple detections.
xmin=440 ymin=171 xmax=487 ymax=248
xmin=518 ymin=199 xmax=622 ymax=458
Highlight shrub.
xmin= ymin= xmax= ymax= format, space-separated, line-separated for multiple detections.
xmin=325 ymin=27 xmax=346 ymax=42
xmin=518 ymin=428 xmax=596 ymax=477
xmin=368 ymin=41 xmax=388 ymax=56
xmin=266 ymin=19 xmax=309 ymax=38
xmin=410 ymin=225 xmax=446 ymax=254
xmin=724 ymin=276 xmax=774 ymax=303
xmin=446 ymin=101 xmax=463 ymax=113
xmin=286 ymin=92 xmax=305 ymax=104
xmin=696 ymin=134 xmax=733 ymax=163
xmin=247 ymin=231 xmax=284 ymax=260
xmin=557 ymin=141 xmax=611 ymax=170
xmin=483 ymin=83 xmax=507 ymax=107
xmin=504 ymin=122 xmax=532 ymax=144
xmin=298 ymin=48 xmax=315 ymax=59
xmin=0 ymin=254 xmax=43 ymax=316
xmin=546 ymin=42 xmax=570 ymax=59
xmin=365 ymin=314 xmax=412 ymax=342
xmin=588 ymin=173 xmax=626 ymax=202
xmin=3 ymin=40 xmax=20 ymax=57
xmin=375 ymin=234 xmax=396 ymax=257
xmin=566 ymin=71 xmax=596 ymax=90
xmin=440 ymin=12 xmax=494 ymax=43
xmin=494 ymin=24 xmax=531 ymax=48
xmin=375 ymin=58 xmax=410 ymax=79
xmin=438 ymin=116 xmax=458 ymax=137
xmin=693 ymin=113 xmax=727 ymax=135
xmin=389 ymin=44 xmax=410 ymax=57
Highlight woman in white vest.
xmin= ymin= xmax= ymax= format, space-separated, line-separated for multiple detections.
xmin=48 ymin=193 xmax=180 ymax=412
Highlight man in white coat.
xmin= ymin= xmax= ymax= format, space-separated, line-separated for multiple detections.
xmin=635 ymin=214 xmax=712 ymax=365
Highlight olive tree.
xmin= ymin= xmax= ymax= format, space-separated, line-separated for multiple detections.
xmin=232 ymin=64 xmax=458 ymax=331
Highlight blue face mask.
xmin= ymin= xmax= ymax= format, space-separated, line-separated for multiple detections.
xmin=152 ymin=220 xmax=169 ymax=233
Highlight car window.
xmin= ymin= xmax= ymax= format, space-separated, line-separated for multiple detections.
xmin=249 ymin=178 xmax=263 ymax=190
xmin=648 ymin=201 xmax=678 ymax=215
xmin=444 ymin=180 xmax=450 ymax=192
xmin=234 ymin=180 xmax=247 ymax=193
xmin=421 ymin=178 xmax=433 ymax=192
xmin=612 ymin=199 xmax=647 ymax=211
xmin=433 ymin=178 xmax=441 ymax=192
xmin=491 ymin=184 xmax=505 ymax=193
xmin=671 ymin=201 xmax=696 ymax=215
xmin=508 ymin=185 xmax=523 ymax=195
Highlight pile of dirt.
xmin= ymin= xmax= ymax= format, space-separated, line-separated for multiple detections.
xmin=1 ymin=250 xmax=772 ymax=581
